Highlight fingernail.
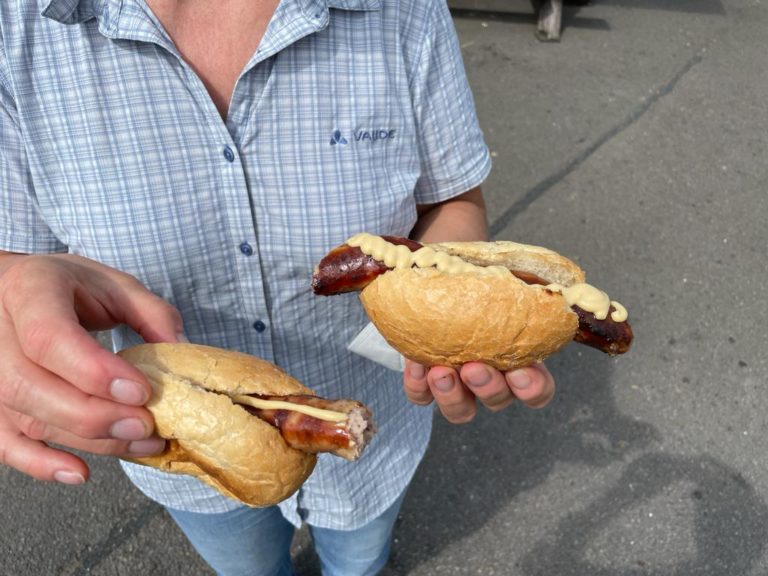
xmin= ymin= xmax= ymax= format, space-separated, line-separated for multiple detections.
xmin=110 ymin=379 xmax=148 ymax=405
xmin=509 ymin=370 xmax=532 ymax=390
xmin=54 ymin=470 xmax=86 ymax=485
xmin=467 ymin=368 xmax=491 ymax=387
xmin=176 ymin=332 xmax=190 ymax=343
xmin=409 ymin=363 xmax=426 ymax=380
xmin=128 ymin=438 xmax=166 ymax=456
xmin=110 ymin=418 xmax=149 ymax=440
xmin=434 ymin=376 xmax=454 ymax=392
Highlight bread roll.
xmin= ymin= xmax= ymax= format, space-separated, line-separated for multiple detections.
xmin=360 ymin=242 xmax=584 ymax=370
xmin=119 ymin=343 xmax=317 ymax=507
xmin=428 ymin=240 xmax=586 ymax=286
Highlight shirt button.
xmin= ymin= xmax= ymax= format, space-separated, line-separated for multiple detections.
xmin=239 ymin=242 xmax=254 ymax=256
xmin=252 ymin=320 xmax=267 ymax=333
xmin=223 ymin=146 xmax=235 ymax=162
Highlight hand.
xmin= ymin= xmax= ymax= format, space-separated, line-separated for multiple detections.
xmin=0 ymin=254 xmax=184 ymax=484
xmin=403 ymin=360 xmax=555 ymax=423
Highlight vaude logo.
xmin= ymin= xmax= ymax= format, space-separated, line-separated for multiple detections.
xmin=330 ymin=129 xmax=396 ymax=146
xmin=330 ymin=130 xmax=348 ymax=146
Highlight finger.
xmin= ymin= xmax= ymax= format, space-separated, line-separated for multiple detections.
xmin=505 ymin=363 xmax=556 ymax=409
xmin=86 ymin=268 xmax=186 ymax=344
xmin=8 ymin=310 xmax=153 ymax=405
xmin=459 ymin=362 xmax=515 ymax=412
xmin=403 ymin=360 xmax=434 ymax=406
xmin=0 ymin=410 xmax=89 ymax=483
xmin=2 ymin=262 xmax=183 ymax=403
xmin=3 ymin=278 xmax=153 ymax=404
xmin=0 ymin=334 xmax=155 ymax=441
xmin=427 ymin=366 xmax=477 ymax=424
xmin=6 ymin=408 xmax=166 ymax=458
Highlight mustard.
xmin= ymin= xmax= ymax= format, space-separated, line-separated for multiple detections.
xmin=347 ymin=232 xmax=507 ymax=277
xmin=347 ymin=233 xmax=629 ymax=322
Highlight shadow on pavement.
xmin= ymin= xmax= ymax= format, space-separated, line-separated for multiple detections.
xmin=518 ymin=452 xmax=768 ymax=575
xmin=380 ymin=344 xmax=768 ymax=574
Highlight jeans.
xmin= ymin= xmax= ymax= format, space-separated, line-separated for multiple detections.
xmin=166 ymin=491 xmax=406 ymax=576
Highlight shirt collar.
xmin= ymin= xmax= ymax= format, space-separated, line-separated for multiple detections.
xmin=326 ymin=0 xmax=382 ymax=9
xmin=42 ymin=0 xmax=381 ymax=26
xmin=293 ymin=0 xmax=381 ymax=33
xmin=42 ymin=0 xmax=106 ymax=24
xmin=42 ymin=0 xmax=119 ymax=27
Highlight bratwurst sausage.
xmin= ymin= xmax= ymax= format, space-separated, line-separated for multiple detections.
xmin=240 ymin=394 xmax=376 ymax=461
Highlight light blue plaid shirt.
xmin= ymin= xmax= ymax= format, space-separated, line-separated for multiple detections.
xmin=0 ymin=0 xmax=491 ymax=528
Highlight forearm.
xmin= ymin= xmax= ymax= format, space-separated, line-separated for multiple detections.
xmin=410 ymin=186 xmax=489 ymax=243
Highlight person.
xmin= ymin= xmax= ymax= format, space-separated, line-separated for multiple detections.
xmin=0 ymin=0 xmax=555 ymax=574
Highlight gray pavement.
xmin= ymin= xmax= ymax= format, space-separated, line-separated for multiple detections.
xmin=2 ymin=0 xmax=768 ymax=574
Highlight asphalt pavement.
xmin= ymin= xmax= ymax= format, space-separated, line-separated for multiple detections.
xmin=3 ymin=0 xmax=768 ymax=574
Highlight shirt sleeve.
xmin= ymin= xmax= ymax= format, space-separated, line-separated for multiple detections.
xmin=410 ymin=0 xmax=492 ymax=205
xmin=0 ymin=45 xmax=66 ymax=254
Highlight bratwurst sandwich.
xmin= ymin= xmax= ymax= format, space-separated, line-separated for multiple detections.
xmin=119 ymin=343 xmax=376 ymax=507
xmin=312 ymin=233 xmax=633 ymax=370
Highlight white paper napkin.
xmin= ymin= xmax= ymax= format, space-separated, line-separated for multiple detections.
xmin=347 ymin=322 xmax=405 ymax=372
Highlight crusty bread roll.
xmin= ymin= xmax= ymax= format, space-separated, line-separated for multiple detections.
xmin=428 ymin=240 xmax=586 ymax=286
xmin=118 ymin=343 xmax=317 ymax=507
xmin=358 ymin=240 xmax=585 ymax=370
